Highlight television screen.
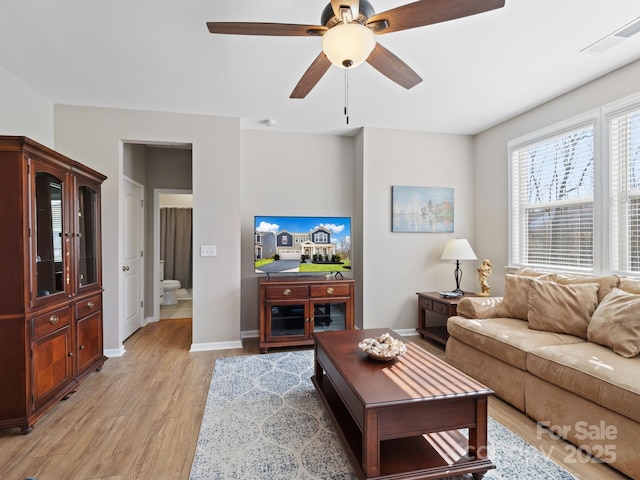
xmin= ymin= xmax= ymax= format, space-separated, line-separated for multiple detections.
xmin=254 ymin=215 xmax=352 ymax=274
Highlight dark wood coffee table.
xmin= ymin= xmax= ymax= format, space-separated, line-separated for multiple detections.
xmin=311 ymin=328 xmax=495 ymax=480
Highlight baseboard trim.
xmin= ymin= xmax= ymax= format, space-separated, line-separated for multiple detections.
xmin=190 ymin=340 xmax=243 ymax=352
xmin=241 ymin=329 xmax=259 ymax=339
xmin=105 ymin=345 xmax=126 ymax=357
xmin=394 ymin=328 xmax=420 ymax=337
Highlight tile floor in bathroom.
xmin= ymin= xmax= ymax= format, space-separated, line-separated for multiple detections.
xmin=159 ymin=288 xmax=192 ymax=319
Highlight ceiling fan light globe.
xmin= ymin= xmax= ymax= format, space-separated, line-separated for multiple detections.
xmin=322 ymin=22 xmax=376 ymax=68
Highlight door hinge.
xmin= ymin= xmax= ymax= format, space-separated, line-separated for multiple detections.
xmin=140 ymin=301 xmax=144 ymax=308
xmin=140 ymin=199 xmax=144 ymax=208
xmin=141 ymin=250 xmax=143 ymax=258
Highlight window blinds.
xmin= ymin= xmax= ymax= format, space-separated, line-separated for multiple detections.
xmin=512 ymin=124 xmax=594 ymax=269
xmin=610 ymin=107 xmax=640 ymax=273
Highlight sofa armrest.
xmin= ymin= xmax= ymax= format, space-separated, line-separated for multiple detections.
xmin=457 ymin=296 xmax=506 ymax=319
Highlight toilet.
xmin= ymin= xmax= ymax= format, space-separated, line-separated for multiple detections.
xmin=160 ymin=261 xmax=181 ymax=306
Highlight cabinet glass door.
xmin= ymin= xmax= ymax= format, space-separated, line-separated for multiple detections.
xmin=77 ymin=185 xmax=98 ymax=287
xmin=311 ymin=300 xmax=347 ymax=333
xmin=266 ymin=301 xmax=308 ymax=341
xmin=34 ymin=170 xmax=68 ymax=300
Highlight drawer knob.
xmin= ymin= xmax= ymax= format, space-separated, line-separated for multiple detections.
xmin=327 ymin=287 xmax=335 ymax=295
xmin=87 ymin=301 xmax=95 ymax=309
xmin=49 ymin=315 xmax=59 ymax=325
xmin=283 ymin=288 xmax=291 ymax=296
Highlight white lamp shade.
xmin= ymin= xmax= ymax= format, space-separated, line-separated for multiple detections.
xmin=322 ymin=22 xmax=376 ymax=68
xmin=441 ymin=239 xmax=477 ymax=261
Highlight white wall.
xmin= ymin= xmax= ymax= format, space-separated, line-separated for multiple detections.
xmin=474 ymin=59 xmax=640 ymax=295
xmin=0 ymin=66 xmax=54 ymax=147
xmin=53 ymin=105 xmax=241 ymax=352
xmin=239 ymin=130 xmax=356 ymax=333
xmin=360 ymin=128 xmax=475 ymax=331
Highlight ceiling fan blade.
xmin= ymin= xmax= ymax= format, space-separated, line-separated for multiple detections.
xmin=207 ymin=22 xmax=326 ymax=37
xmin=367 ymin=0 xmax=505 ymax=34
xmin=331 ymin=0 xmax=360 ymax=20
xmin=290 ymin=53 xmax=332 ymax=99
xmin=366 ymin=43 xmax=422 ymax=89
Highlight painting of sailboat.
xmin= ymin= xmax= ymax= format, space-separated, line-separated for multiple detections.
xmin=392 ymin=186 xmax=454 ymax=232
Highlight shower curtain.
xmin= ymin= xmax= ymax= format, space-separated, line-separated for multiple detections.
xmin=160 ymin=207 xmax=193 ymax=289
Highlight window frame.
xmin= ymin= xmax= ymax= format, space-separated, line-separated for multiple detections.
xmin=509 ymin=92 xmax=640 ymax=276
xmin=508 ymin=110 xmax=600 ymax=274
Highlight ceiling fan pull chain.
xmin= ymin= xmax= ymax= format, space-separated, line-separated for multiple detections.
xmin=344 ymin=68 xmax=349 ymax=125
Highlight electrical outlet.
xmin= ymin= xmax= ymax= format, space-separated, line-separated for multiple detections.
xmin=201 ymin=245 xmax=216 ymax=256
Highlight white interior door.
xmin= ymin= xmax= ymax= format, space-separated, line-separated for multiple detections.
xmin=122 ymin=178 xmax=144 ymax=340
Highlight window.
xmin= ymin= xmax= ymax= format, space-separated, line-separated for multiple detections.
xmin=314 ymin=231 xmax=328 ymax=243
xmin=510 ymin=122 xmax=595 ymax=270
xmin=609 ymin=103 xmax=640 ymax=274
xmin=510 ymin=93 xmax=640 ymax=275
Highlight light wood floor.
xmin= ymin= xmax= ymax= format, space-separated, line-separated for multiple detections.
xmin=0 ymin=318 xmax=630 ymax=480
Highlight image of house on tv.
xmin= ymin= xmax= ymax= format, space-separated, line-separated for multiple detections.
xmin=254 ymin=227 xmax=339 ymax=260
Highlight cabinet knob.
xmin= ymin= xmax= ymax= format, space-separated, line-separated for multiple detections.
xmin=49 ymin=315 xmax=59 ymax=325
xmin=122 ymin=266 xmax=130 ymax=271
xmin=283 ymin=288 xmax=291 ymax=296
xmin=326 ymin=287 xmax=335 ymax=295
xmin=87 ymin=301 xmax=95 ymax=309
xmin=80 ymin=345 xmax=85 ymax=350
xmin=68 ymin=352 xmax=73 ymax=357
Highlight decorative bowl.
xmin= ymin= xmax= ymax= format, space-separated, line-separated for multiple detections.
xmin=358 ymin=333 xmax=407 ymax=361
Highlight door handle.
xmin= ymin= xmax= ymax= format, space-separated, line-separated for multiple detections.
xmin=122 ymin=266 xmax=130 ymax=271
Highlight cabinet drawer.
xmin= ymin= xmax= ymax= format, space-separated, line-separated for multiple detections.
xmin=420 ymin=298 xmax=433 ymax=310
xmin=76 ymin=294 xmax=102 ymax=319
xmin=32 ymin=306 xmax=71 ymax=339
xmin=432 ymin=301 xmax=448 ymax=315
xmin=310 ymin=284 xmax=351 ymax=297
xmin=265 ymin=285 xmax=308 ymax=299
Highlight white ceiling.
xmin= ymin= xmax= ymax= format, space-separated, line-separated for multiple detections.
xmin=1 ymin=1 xmax=639 ymax=136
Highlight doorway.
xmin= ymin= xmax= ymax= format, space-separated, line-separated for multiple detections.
xmin=154 ymin=190 xmax=193 ymax=321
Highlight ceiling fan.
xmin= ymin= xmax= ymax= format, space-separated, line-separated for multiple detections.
xmin=207 ymin=0 xmax=505 ymax=99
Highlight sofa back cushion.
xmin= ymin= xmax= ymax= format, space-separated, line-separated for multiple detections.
xmin=555 ymin=273 xmax=620 ymax=303
xmin=502 ymin=273 xmax=556 ymax=320
xmin=588 ymin=288 xmax=640 ymax=358
xmin=527 ymin=279 xmax=599 ymax=338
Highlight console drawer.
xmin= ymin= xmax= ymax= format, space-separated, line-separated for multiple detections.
xmin=310 ymin=284 xmax=351 ymax=297
xmin=265 ymin=285 xmax=308 ymax=299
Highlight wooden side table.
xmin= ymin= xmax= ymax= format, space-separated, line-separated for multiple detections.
xmin=416 ymin=291 xmax=478 ymax=346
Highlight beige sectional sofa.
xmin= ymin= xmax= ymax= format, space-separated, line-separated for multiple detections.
xmin=445 ymin=268 xmax=640 ymax=478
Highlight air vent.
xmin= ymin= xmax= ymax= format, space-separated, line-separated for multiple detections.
xmin=581 ymin=16 xmax=640 ymax=53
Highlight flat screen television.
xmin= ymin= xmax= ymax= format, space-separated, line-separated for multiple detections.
xmin=254 ymin=215 xmax=352 ymax=275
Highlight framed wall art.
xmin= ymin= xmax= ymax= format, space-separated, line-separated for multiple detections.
xmin=391 ymin=186 xmax=454 ymax=233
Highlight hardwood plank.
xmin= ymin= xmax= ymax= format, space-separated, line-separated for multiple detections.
xmin=0 ymin=318 xmax=629 ymax=479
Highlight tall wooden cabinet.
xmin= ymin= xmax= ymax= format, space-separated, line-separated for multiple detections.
xmin=0 ymin=136 xmax=107 ymax=433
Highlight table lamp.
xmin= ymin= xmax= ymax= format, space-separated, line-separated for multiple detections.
xmin=441 ymin=239 xmax=477 ymax=293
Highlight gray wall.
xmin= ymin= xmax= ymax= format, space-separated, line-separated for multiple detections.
xmin=240 ymin=130 xmax=355 ymax=334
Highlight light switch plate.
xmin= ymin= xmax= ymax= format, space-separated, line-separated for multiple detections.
xmin=201 ymin=245 xmax=216 ymax=256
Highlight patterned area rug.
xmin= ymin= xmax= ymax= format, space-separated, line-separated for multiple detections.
xmin=190 ymin=350 xmax=575 ymax=480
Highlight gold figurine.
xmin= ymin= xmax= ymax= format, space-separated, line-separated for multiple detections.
xmin=477 ymin=259 xmax=492 ymax=296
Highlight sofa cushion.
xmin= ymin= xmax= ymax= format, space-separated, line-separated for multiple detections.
xmin=502 ymin=273 xmax=556 ymax=320
xmin=619 ymin=276 xmax=640 ymax=294
xmin=555 ymin=273 xmax=620 ymax=303
xmin=456 ymin=296 xmax=507 ymax=319
xmin=527 ymin=342 xmax=640 ymax=423
xmin=527 ymin=279 xmax=599 ymax=339
xmin=447 ymin=315 xmax=585 ymax=371
xmin=588 ymin=288 xmax=640 ymax=358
